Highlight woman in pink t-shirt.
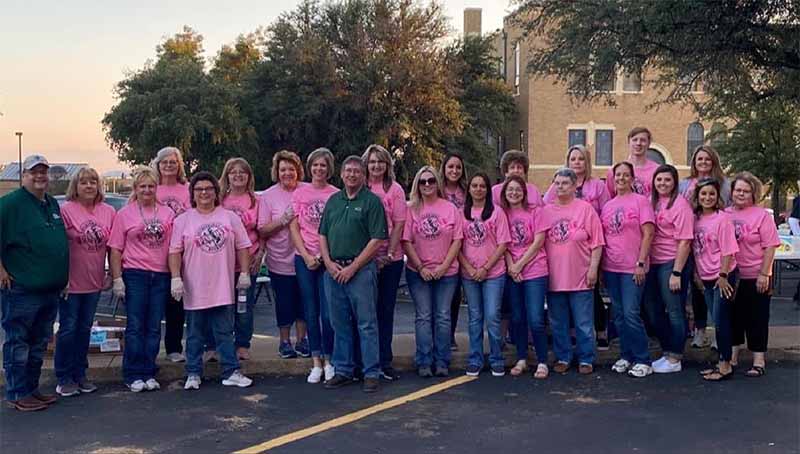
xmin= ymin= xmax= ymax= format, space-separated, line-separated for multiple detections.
xmin=440 ymin=152 xmax=467 ymax=349
xmin=692 ymin=178 xmax=739 ymax=381
xmin=600 ymin=162 xmax=655 ymax=378
xmin=402 ymin=166 xmax=463 ymax=377
xmin=457 ymin=173 xmax=510 ymax=378
xmin=54 ymin=168 xmax=115 ymax=397
xmin=168 ymin=172 xmax=253 ymax=390
xmin=258 ymin=150 xmax=308 ymax=359
xmin=109 ymin=167 xmax=174 ymax=392
xmin=645 ymin=165 xmax=694 ymax=374
xmin=152 ymin=146 xmax=191 ymax=363
xmin=727 ymin=173 xmax=780 ymax=377
xmin=290 ymin=148 xmax=338 ymax=383
xmin=537 ymin=168 xmax=604 ymax=375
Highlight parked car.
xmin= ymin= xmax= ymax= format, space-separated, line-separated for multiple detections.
xmin=55 ymin=193 xmax=129 ymax=211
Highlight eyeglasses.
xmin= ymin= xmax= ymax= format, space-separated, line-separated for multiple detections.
xmin=419 ymin=177 xmax=437 ymax=186
xmin=368 ymin=160 xmax=387 ymax=165
xmin=160 ymin=160 xmax=179 ymax=166
xmin=193 ymin=186 xmax=216 ymax=193
xmin=229 ymin=170 xmax=248 ymax=176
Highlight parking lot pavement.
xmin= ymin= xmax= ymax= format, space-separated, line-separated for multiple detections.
xmin=2 ymin=364 xmax=798 ymax=454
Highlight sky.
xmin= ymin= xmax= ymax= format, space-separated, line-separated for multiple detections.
xmin=0 ymin=0 xmax=514 ymax=173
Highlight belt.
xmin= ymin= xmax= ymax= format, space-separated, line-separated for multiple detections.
xmin=333 ymin=258 xmax=355 ymax=267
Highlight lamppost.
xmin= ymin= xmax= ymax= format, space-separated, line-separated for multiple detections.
xmin=15 ymin=132 xmax=22 ymax=187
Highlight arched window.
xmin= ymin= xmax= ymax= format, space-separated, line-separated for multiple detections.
xmin=687 ymin=122 xmax=704 ymax=164
xmin=647 ymin=148 xmax=666 ymax=165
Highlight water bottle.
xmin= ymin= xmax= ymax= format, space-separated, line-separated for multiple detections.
xmin=237 ymin=288 xmax=247 ymax=314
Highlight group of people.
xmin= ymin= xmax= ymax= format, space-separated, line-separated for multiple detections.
xmin=0 ymin=125 xmax=785 ymax=411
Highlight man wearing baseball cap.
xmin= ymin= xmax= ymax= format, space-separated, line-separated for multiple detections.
xmin=0 ymin=154 xmax=69 ymax=411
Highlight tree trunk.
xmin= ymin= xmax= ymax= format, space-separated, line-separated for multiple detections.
xmin=772 ymin=177 xmax=784 ymax=224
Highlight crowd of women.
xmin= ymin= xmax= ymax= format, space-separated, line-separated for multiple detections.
xmin=49 ymin=125 xmax=781 ymax=398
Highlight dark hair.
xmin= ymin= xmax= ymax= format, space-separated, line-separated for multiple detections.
xmin=440 ymin=151 xmax=467 ymax=195
xmin=189 ymin=171 xmax=221 ymax=208
xmin=693 ymin=177 xmax=723 ymax=217
xmin=464 ymin=173 xmax=494 ymax=221
xmin=501 ymin=175 xmax=528 ymax=210
xmin=651 ymin=164 xmax=680 ymax=210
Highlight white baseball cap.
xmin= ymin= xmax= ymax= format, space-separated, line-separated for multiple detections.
xmin=22 ymin=155 xmax=50 ymax=171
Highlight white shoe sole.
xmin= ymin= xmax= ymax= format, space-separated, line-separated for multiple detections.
xmin=222 ymin=379 xmax=253 ymax=388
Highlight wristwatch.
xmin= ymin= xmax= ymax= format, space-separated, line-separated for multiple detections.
xmin=671 ymin=270 xmax=681 ymax=277
xmin=718 ymin=272 xmax=728 ymax=279
xmin=636 ymin=261 xmax=645 ymax=268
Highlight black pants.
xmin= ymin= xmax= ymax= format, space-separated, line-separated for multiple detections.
xmin=731 ymin=278 xmax=771 ymax=352
xmin=450 ymin=283 xmax=462 ymax=339
xmin=164 ymin=297 xmax=185 ymax=354
xmin=687 ymin=254 xmax=708 ymax=329
xmin=594 ymin=284 xmax=607 ymax=334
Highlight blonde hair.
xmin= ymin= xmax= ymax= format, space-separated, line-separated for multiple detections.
xmin=731 ymin=171 xmax=763 ymax=205
xmin=361 ymin=144 xmax=395 ymax=192
xmin=409 ymin=165 xmax=443 ymax=210
xmin=129 ymin=166 xmax=159 ymax=203
xmin=220 ymin=157 xmax=256 ymax=209
xmin=151 ymin=146 xmax=188 ymax=184
xmin=66 ymin=167 xmax=105 ymax=204
xmin=689 ymin=145 xmax=725 ymax=182
xmin=565 ymin=144 xmax=593 ymax=179
xmin=627 ymin=126 xmax=652 ymax=142
xmin=307 ymin=147 xmax=335 ymax=181
xmin=271 ymin=150 xmax=304 ymax=183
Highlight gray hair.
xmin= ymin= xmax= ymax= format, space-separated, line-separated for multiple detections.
xmin=307 ymin=147 xmax=335 ymax=181
xmin=151 ymin=146 xmax=188 ymax=184
xmin=553 ymin=167 xmax=577 ymax=185
xmin=341 ymin=155 xmax=366 ymax=172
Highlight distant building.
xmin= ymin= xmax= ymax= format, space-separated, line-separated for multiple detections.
xmin=0 ymin=162 xmax=88 ymax=197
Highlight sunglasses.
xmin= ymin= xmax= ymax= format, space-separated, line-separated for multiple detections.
xmin=419 ymin=177 xmax=437 ymax=186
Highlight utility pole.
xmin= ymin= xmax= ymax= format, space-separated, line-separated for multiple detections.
xmin=15 ymin=132 xmax=22 ymax=187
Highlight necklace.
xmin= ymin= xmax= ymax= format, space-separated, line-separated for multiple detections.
xmin=138 ymin=202 xmax=161 ymax=235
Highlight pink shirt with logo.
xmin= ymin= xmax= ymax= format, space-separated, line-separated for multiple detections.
xmin=544 ymin=177 xmax=609 ymax=214
xmin=222 ymin=192 xmax=260 ymax=272
xmin=169 ymin=207 xmax=252 ymax=310
xmin=606 ymin=159 xmax=660 ymax=197
xmin=505 ymin=206 xmax=548 ymax=280
xmin=108 ymin=202 xmax=174 ymax=273
xmin=726 ymin=206 xmax=780 ymax=279
xmin=292 ymin=183 xmax=339 ymax=257
xmin=402 ymin=198 xmax=464 ymax=277
xmin=651 ymin=195 xmax=694 ymax=264
xmin=443 ymin=186 xmax=465 ymax=209
xmin=693 ymin=211 xmax=739 ymax=280
xmin=368 ymin=181 xmax=407 ymax=259
xmin=460 ymin=206 xmax=511 ymax=279
xmin=157 ymin=183 xmax=190 ymax=217
xmin=537 ymin=198 xmax=605 ymax=291
xmin=492 ymin=182 xmax=543 ymax=210
xmin=258 ymin=183 xmax=304 ymax=276
xmin=62 ymin=201 xmax=116 ymax=293
xmin=600 ymin=193 xmax=655 ymax=273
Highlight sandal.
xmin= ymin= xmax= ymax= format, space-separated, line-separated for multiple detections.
xmin=744 ymin=366 xmax=766 ymax=377
xmin=533 ymin=363 xmax=549 ymax=380
xmin=510 ymin=360 xmax=527 ymax=377
xmin=702 ymin=368 xmax=734 ymax=382
xmin=699 ymin=367 xmax=716 ymax=376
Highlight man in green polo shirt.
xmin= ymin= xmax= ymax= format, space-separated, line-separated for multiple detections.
xmin=319 ymin=155 xmax=387 ymax=393
xmin=0 ymin=155 xmax=69 ymax=411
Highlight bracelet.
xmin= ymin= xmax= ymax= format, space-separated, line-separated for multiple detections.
xmin=671 ymin=270 xmax=681 ymax=277
xmin=718 ymin=272 xmax=728 ymax=279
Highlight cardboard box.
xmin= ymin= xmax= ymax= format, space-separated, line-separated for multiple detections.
xmin=47 ymin=318 xmax=125 ymax=356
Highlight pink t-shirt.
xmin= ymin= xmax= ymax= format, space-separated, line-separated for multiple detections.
xmin=443 ymin=186 xmax=465 ymax=209
xmin=61 ymin=201 xmax=116 ymax=293
xmin=169 ymin=207 xmax=252 ymax=310
xmin=693 ymin=211 xmax=739 ymax=280
xmin=726 ymin=206 xmax=780 ymax=279
xmin=544 ymin=177 xmax=609 ymax=214
xmin=368 ymin=181 xmax=407 ymax=259
xmin=537 ymin=198 xmax=605 ymax=291
xmin=402 ymin=198 xmax=464 ymax=277
xmin=505 ymin=206 xmax=548 ymax=280
xmin=157 ymin=183 xmax=190 ymax=217
xmin=292 ymin=183 xmax=339 ymax=257
xmin=108 ymin=202 xmax=174 ymax=273
xmin=222 ymin=193 xmax=260 ymax=272
xmin=492 ymin=182 xmax=543 ymax=210
xmin=600 ymin=193 xmax=655 ymax=273
xmin=257 ymin=183 xmax=304 ymax=276
xmin=606 ymin=159 xmax=660 ymax=197
xmin=460 ymin=206 xmax=511 ymax=279
xmin=651 ymin=195 xmax=694 ymax=264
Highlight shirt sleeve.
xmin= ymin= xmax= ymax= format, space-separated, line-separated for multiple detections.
xmin=535 ymin=207 xmax=551 ymax=235
xmin=542 ymin=183 xmax=556 ymax=205
xmin=674 ymin=201 xmax=695 ymax=241
xmin=107 ymin=211 xmax=127 ymax=251
xmin=231 ymin=212 xmax=253 ymax=250
xmin=168 ymin=215 xmax=185 ymax=253
xmin=390 ymin=184 xmax=407 ymax=223
xmin=495 ymin=209 xmax=511 ymax=245
xmin=451 ymin=205 xmax=464 ymax=241
xmin=256 ymin=193 xmax=272 ymax=229
xmin=586 ymin=207 xmax=606 ymax=248
xmin=605 ymin=168 xmax=616 ymax=197
xmin=718 ymin=215 xmax=740 ymax=257
xmin=527 ymin=184 xmax=543 ymax=208
xmin=319 ymin=198 xmax=332 ymax=237
xmin=402 ymin=206 xmax=414 ymax=242
xmin=759 ymin=211 xmax=781 ymax=249
xmin=366 ymin=195 xmax=389 ymax=240
xmin=639 ymin=196 xmax=655 ymax=226
xmin=596 ymin=183 xmax=611 ymax=211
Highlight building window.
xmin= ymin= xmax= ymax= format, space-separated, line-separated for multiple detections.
xmin=519 ymin=130 xmax=526 ymax=150
xmin=568 ymin=129 xmax=587 ymax=147
xmin=595 ymin=73 xmax=616 ymax=92
xmin=687 ymin=122 xmax=704 ymax=164
xmin=622 ymin=70 xmax=642 ymax=92
xmin=647 ymin=149 xmax=666 ymax=165
xmin=514 ymin=43 xmax=520 ymax=95
xmin=595 ymin=130 xmax=613 ymax=165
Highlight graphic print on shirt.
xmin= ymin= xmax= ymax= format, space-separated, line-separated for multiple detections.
xmin=632 ymin=178 xmax=646 ymax=195
xmin=140 ymin=220 xmax=167 ymax=249
xmin=693 ymin=227 xmax=707 ymax=255
xmin=466 ymin=219 xmax=487 ymax=247
xmin=418 ymin=213 xmax=442 ymax=240
xmin=78 ymin=220 xmax=108 ymax=252
xmin=548 ymin=218 xmax=572 ymax=244
xmin=510 ymin=219 xmax=528 ymax=246
xmin=303 ymin=199 xmax=326 ymax=227
xmin=732 ymin=220 xmax=745 ymax=241
xmin=161 ymin=197 xmax=185 ymax=216
xmin=606 ymin=207 xmax=625 ymax=236
xmin=195 ymin=223 xmax=228 ymax=253
xmin=446 ymin=192 xmax=464 ymax=209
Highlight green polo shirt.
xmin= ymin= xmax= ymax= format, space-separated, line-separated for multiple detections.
xmin=0 ymin=188 xmax=69 ymax=292
xmin=319 ymin=186 xmax=388 ymax=260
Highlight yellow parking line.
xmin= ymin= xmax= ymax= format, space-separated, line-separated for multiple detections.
xmin=234 ymin=375 xmax=477 ymax=454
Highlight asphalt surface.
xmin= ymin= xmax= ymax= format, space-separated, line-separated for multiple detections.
xmin=2 ymin=364 xmax=798 ymax=454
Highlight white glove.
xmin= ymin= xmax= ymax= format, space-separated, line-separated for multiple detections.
xmin=112 ymin=277 xmax=126 ymax=300
xmin=236 ymin=272 xmax=251 ymax=290
xmin=171 ymin=277 xmax=184 ymax=301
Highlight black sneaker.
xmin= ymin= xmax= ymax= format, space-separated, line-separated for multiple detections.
xmin=491 ymin=365 xmax=505 ymax=377
xmin=324 ymin=374 xmax=353 ymax=389
xmin=418 ymin=367 xmax=433 ymax=378
xmin=380 ymin=367 xmax=400 ymax=381
xmin=465 ymin=364 xmax=481 ymax=376
xmin=597 ymin=337 xmax=610 ymax=351
xmin=294 ymin=338 xmax=311 ymax=358
xmin=434 ymin=366 xmax=449 ymax=377
xmin=362 ymin=377 xmax=379 ymax=393
xmin=352 ymin=369 xmax=364 ymax=382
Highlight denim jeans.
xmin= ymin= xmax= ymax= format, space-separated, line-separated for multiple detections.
xmin=295 ymin=256 xmax=333 ymax=358
xmin=644 ymin=261 xmax=688 ymax=359
xmin=55 ymin=292 xmax=101 ymax=385
xmin=703 ymin=270 xmax=739 ymax=362
xmin=270 ymin=272 xmax=305 ymax=328
xmin=507 ymin=276 xmax=549 ymax=363
xmin=462 ymin=276 xmax=505 ymax=368
xmin=324 ymin=262 xmax=380 ymax=379
xmin=506 ymin=276 xmax=528 ymax=361
xmin=186 ymin=304 xmax=239 ymax=379
xmin=122 ymin=269 xmax=169 ymax=384
xmin=406 ymin=270 xmax=458 ymax=369
xmin=376 ymin=259 xmax=404 ymax=369
xmin=205 ymin=274 xmax=257 ymax=351
xmin=548 ymin=290 xmax=595 ymax=365
xmin=1 ymin=282 xmax=59 ymax=401
xmin=604 ymin=271 xmax=651 ymax=365
xmin=686 ymin=254 xmax=709 ymax=329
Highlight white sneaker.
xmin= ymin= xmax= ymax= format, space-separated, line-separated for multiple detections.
xmin=127 ymin=380 xmax=146 ymax=393
xmin=145 ymin=378 xmax=160 ymax=391
xmin=611 ymin=358 xmax=631 ymax=373
xmin=307 ymin=367 xmax=324 ymax=384
xmin=653 ymin=358 xmax=682 ymax=374
xmin=691 ymin=329 xmax=707 ymax=348
xmin=628 ymin=363 xmax=653 ymax=378
xmin=651 ymin=356 xmax=668 ymax=369
xmin=184 ymin=375 xmax=201 ymax=390
xmin=323 ymin=364 xmax=335 ymax=382
xmin=167 ymin=352 xmax=186 ymax=363
xmin=222 ymin=370 xmax=253 ymax=388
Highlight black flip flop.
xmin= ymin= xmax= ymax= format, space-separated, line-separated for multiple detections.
xmin=744 ymin=366 xmax=766 ymax=377
xmin=703 ymin=368 xmax=734 ymax=382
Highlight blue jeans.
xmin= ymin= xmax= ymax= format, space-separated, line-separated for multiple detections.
xmin=406 ymin=270 xmax=458 ymax=369
xmin=295 ymin=256 xmax=333 ymax=358
xmin=55 ymin=292 xmax=101 ymax=385
xmin=270 ymin=272 xmax=305 ymax=329
xmin=122 ymin=269 xmax=169 ymax=384
xmin=186 ymin=304 xmax=239 ymax=379
xmin=462 ymin=276 xmax=505 ymax=368
xmin=1 ymin=282 xmax=59 ymax=401
xmin=204 ymin=274 xmax=257 ymax=351
xmin=644 ymin=261 xmax=688 ymax=359
xmin=507 ymin=277 xmax=528 ymax=361
xmin=324 ymin=262 xmax=380 ymax=379
xmin=703 ymin=270 xmax=739 ymax=362
xmin=548 ymin=290 xmax=596 ymax=365
xmin=508 ymin=276 xmax=549 ymax=363
xmin=376 ymin=260 xmax=404 ymax=369
xmin=604 ymin=271 xmax=651 ymax=365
